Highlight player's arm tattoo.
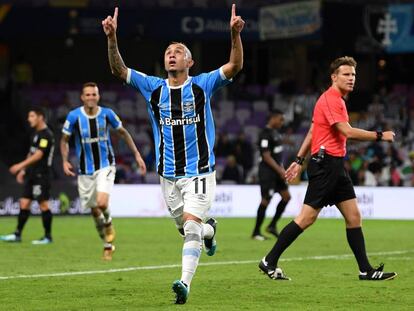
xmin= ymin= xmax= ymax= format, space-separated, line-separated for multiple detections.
xmin=108 ymin=37 xmax=128 ymax=80
xmin=60 ymin=134 xmax=70 ymax=162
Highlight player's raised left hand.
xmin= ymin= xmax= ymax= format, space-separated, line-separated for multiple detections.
xmin=102 ymin=7 xmax=118 ymax=38
xmin=230 ymin=4 xmax=245 ymax=34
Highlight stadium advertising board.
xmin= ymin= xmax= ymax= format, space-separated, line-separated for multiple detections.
xmin=109 ymin=185 xmax=414 ymax=220
xmin=2 ymin=184 xmax=412 ymax=219
xmin=259 ymin=0 xmax=321 ymax=40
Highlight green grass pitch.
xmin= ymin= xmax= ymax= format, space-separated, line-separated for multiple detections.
xmin=0 ymin=216 xmax=413 ymax=310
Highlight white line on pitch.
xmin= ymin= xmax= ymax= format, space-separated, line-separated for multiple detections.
xmin=0 ymin=250 xmax=411 ymax=281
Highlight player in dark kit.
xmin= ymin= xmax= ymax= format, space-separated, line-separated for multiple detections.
xmin=0 ymin=107 xmax=55 ymax=244
xmin=259 ymin=56 xmax=397 ymax=281
xmin=252 ymin=109 xmax=291 ymax=240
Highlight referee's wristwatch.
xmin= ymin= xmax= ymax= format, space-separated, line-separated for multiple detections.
xmin=295 ymin=156 xmax=305 ymax=165
xmin=376 ymin=130 xmax=383 ymax=142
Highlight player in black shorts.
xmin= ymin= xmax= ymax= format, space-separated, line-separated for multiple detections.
xmin=252 ymin=109 xmax=291 ymax=240
xmin=0 ymin=107 xmax=55 ymax=244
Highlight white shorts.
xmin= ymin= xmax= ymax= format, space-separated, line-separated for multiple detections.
xmin=160 ymin=171 xmax=216 ymax=221
xmin=78 ymin=166 xmax=116 ymax=210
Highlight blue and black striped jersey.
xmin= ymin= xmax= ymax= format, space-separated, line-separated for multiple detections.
xmin=62 ymin=106 xmax=122 ymax=175
xmin=127 ymin=67 xmax=231 ymax=178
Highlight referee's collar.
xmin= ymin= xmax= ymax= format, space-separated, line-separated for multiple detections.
xmin=328 ymin=86 xmax=342 ymax=98
xmin=81 ymin=106 xmax=101 ymax=119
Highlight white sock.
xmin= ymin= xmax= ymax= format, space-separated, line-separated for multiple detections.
xmin=93 ymin=213 xmax=105 ymax=240
xmin=102 ymin=208 xmax=112 ymax=225
xmin=181 ymin=220 xmax=203 ymax=286
xmin=202 ymin=223 xmax=214 ymax=239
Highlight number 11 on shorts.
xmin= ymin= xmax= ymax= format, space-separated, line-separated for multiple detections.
xmin=194 ymin=177 xmax=206 ymax=194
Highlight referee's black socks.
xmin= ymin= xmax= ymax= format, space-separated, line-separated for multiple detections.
xmin=265 ymin=221 xmax=303 ymax=267
xmin=346 ymin=227 xmax=373 ymax=272
xmin=41 ymin=210 xmax=53 ymax=239
xmin=16 ymin=209 xmax=30 ymax=236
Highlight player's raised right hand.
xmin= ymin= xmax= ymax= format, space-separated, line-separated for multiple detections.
xmin=63 ymin=160 xmax=76 ymax=177
xmin=102 ymin=7 xmax=118 ymax=38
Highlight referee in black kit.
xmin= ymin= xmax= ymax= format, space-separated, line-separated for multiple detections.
xmin=258 ymin=56 xmax=397 ymax=281
xmin=252 ymin=109 xmax=291 ymax=241
xmin=0 ymin=107 xmax=55 ymax=244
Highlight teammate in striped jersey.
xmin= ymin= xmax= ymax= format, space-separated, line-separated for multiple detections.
xmin=60 ymin=82 xmax=146 ymax=260
xmin=102 ymin=4 xmax=244 ymax=304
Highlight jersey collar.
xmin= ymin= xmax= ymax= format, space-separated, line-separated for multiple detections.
xmin=165 ymin=76 xmax=191 ymax=89
xmin=81 ymin=106 xmax=101 ymax=119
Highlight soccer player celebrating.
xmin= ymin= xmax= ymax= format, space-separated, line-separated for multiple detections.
xmin=102 ymin=4 xmax=244 ymax=304
xmin=0 ymin=107 xmax=55 ymax=244
xmin=60 ymin=82 xmax=146 ymax=260
xmin=259 ymin=56 xmax=397 ymax=281
xmin=252 ymin=109 xmax=291 ymax=240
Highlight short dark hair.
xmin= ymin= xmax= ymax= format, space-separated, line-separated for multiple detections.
xmin=329 ymin=56 xmax=357 ymax=75
xmin=270 ymin=109 xmax=283 ymax=116
xmin=29 ymin=106 xmax=46 ymax=119
xmin=82 ymin=82 xmax=98 ymax=93
xmin=267 ymin=109 xmax=284 ymax=122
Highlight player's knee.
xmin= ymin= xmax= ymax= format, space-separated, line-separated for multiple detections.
xmin=96 ymin=200 xmax=108 ymax=211
xmin=282 ymin=193 xmax=291 ymax=203
xmin=183 ymin=220 xmax=202 ymax=241
xmin=295 ymin=213 xmax=317 ymax=229
xmin=345 ymin=211 xmax=361 ymax=227
xmin=261 ymin=197 xmax=270 ymax=206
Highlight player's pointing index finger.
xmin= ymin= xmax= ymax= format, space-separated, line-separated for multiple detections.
xmin=114 ymin=7 xmax=118 ymax=20
xmin=232 ymin=4 xmax=236 ymax=18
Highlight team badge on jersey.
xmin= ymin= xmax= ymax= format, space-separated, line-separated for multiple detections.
xmin=183 ymin=101 xmax=195 ymax=113
xmin=39 ymin=138 xmax=48 ymax=148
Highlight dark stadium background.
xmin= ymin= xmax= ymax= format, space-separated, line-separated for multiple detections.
xmin=1 ymin=0 xmax=413 ymax=214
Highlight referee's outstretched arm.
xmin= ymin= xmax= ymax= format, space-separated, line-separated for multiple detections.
xmin=335 ymin=122 xmax=395 ymax=142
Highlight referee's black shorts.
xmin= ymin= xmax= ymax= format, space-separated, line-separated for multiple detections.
xmin=22 ymin=174 xmax=51 ymax=202
xmin=304 ymin=154 xmax=356 ymax=209
xmin=258 ymin=167 xmax=288 ymax=199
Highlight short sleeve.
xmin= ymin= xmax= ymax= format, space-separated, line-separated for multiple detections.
xmin=62 ymin=111 xmax=76 ymax=136
xmin=127 ymin=68 xmax=163 ymax=101
xmin=325 ymin=97 xmax=348 ymax=126
xmin=106 ymin=109 xmax=123 ymax=129
xmin=193 ymin=67 xmax=232 ymax=96
xmin=37 ymin=132 xmax=50 ymax=152
xmin=258 ymin=130 xmax=272 ymax=155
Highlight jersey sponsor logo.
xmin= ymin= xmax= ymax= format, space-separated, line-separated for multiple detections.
xmin=160 ymin=114 xmax=201 ymax=126
xmin=273 ymin=146 xmax=283 ymax=153
xmin=81 ymin=137 xmax=109 ymax=144
xmin=39 ymin=138 xmax=48 ymax=148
